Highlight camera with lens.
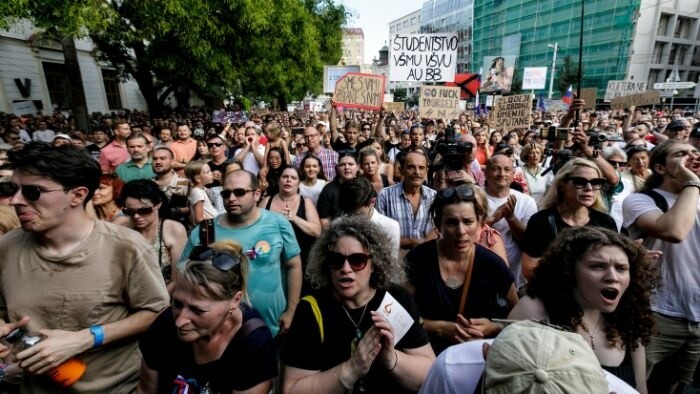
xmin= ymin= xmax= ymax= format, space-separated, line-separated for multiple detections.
xmin=434 ymin=127 xmax=473 ymax=171
xmin=541 ymin=126 xmax=569 ymax=142
xmin=586 ymin=130 xmax=607 ymax=149
xmin=494 ymin=141 xmax=513 ymax=156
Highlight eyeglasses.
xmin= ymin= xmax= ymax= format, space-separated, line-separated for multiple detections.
xmin=437 ymin=185 xmax=476 ymax=200
xmin=327 ymin=249 xmax=371 ymax=271
xmin=568 ymin=176 xmax=607 ymax=190
xmin=0 ymin=183 xmax=67 ymax=201
xmin=191 ymin=248 xmax=242 ymax=272
xmin=220 ymin=188 xmax=255 ymax=199
xmin=122 ymin=206 xmax=155 ymax=216
xmin=296 ymin=143 xmax=307 ymax=148
xmin=207 ymin=142 xmax=224 ymax=148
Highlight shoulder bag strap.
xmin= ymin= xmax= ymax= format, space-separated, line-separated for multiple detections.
xmin=457 ymin=245 xmax=476 ymax=316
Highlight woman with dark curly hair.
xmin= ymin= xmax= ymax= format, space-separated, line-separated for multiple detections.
xmin=508 ymin=226 xmax=657 ymax=393
xmin=281 ymin=216 xmax=435 ymax=393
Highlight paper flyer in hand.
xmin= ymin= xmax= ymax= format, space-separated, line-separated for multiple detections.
xmin=376 ymin=291 xmax=414 ymax=345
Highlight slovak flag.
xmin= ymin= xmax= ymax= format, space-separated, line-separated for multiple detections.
xmin=562 ymin=85 xmax=573 ymax=105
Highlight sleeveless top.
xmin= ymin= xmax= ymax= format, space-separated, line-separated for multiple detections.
xmin=153 ymin=220 xmax=172 ymax=282
xmin=601 ymin=347 xmax=635 ymax=388
xmin=265 ymin=195 xmax=316 ymax=265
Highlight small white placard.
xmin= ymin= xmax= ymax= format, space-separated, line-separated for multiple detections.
xmin=376 ymin=291 xmax=414 ymax=345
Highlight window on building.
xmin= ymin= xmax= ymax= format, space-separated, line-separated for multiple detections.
xmin=411 ymin=17 xmax=416 ymax=25
xmin=675 ymin=17 xmax=692 ymax=38
xmin=678 ymin=45 xmax=689 ymax=64
xmin=652 ymin=42 xmax=664 ymax=64
xmin=657 ymin=14 xmax=670 ymax=36
xmin=101 ymin=69 xmax=122 ymax=109
xmin=42 ymin=62 xmax=70 ymax=109
xmin=668 ymin=44 xmax=678 ymax=64
xmin=648 ymin=69 xmax=659 ymax=85
xmin=403 ymin=21 xmax=408 ymax=28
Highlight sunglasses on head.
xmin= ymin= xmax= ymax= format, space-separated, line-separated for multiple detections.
xmin=327 ymin=249 xmax=371 ymax=271
xmin=0 ymin=182 xmax=67 ymax=201
xmin=568 ymin=176 xmax=606 ymax=190
xmin=220 ymin=188 xmax=255 ymax=199
xmin=207 ymin=142 xmax=224 ymax=148
xmin=191 ymin=248 xmax=242 ymax=272
xmin=437 ymin=185 xmax=476 ymax=200
xmin=122 ymin=206 xmax=155 ymax=216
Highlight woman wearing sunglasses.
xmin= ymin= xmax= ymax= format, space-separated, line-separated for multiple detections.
xmin=522 ymin=158 xmax=618 ymax=271
xmin=114 ymin=179 xmax=187 ymax=291
xmin=405 ymin=185 xmax=518 ymax=355
xmin=138 ymin=240 xmax=277 ymax=394
xmin=509 ymin=227 xmax=656 ymax=392
xmin=282 ymin=216 xmax=435 ymax=393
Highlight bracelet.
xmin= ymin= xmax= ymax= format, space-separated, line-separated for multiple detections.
xmin=682 ymin=181 xmax=700 ymax=191
xmin=89 ymin=325 xmax=105 ymax=348
xmin=388 ymin=350 xmax=398 ymax=372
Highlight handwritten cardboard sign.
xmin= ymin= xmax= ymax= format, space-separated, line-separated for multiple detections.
xmin=580 ymin=87 xmax=597 ymax=110
xmin=419 ymin=86 xmax=461 ymax=120
xmin=604 ymin=81 xmax=648 ymax=102
xmin=384 ymin=102 xmax=405 ymax=112
xmin=493 ymin=94 xmax=532 ymax=130
xmin=610 ymin=90 xmax=660 ymax=110
xmin=389 ymin=33 xmax=458 ymax=83
xmin=332 ymin=73 xmax=386 ymax=111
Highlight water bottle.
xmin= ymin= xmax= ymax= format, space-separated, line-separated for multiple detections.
xmin=2 ymin=328 xmax=86 ymax=387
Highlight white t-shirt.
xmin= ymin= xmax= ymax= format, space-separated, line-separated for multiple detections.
xmin=234 ymin=145 xmax=265 ymax=175
xmin=487 ymin=189 xmax=538 ymax=288
xmin=299 ymin=179 xmax=327 ymax=205
xmin=521 ymin=165 xmax=548 ymax=203
xmin=370 ymin=209 xmax=400 ymax=259
xmin=622 ymin=189 xmax=700 ymax=322
xmin=188 ymin=187 xmax=218 ymax=227
xmin=32 ymin=129 xmax=55 ymax=143
xmin=419 ymin=339 xmax=637 ymax=394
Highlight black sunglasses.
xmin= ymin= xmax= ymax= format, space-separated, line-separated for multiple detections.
xmin=220 ymin=188 xmax=255 ymax=199
xmin=437 ymin=185 xmax=476 ymax=200
xmin=192 ymin=248 xmax=242 ymax=272
xmin=122 ymin=206 xmax=155 ymax=216
xmin=207 ymin=142 xmax=224 ymax=148
xmin=568 ymin=176 xmax=606 ymax=190
xmin=327 ymin=249 xmax=371 ymax=271
xmin=0 ymin=183 xmax=67 ymax=201
xmin=607 ymin=160 xmax=625 ymax=168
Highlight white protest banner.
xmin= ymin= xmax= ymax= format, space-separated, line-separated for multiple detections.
xmin=542 ymin=99 xmax=569 ymax=112
xmin=419 ymin=86 xmax=461 ymax=119
xmin=610 ymin=90 xmax=660 ymax=110
xmin=333 ymin=73 xmax=386 ymax=111
xmin=323 ymin=65 xmax=361 ymax=93
xmin=389 ymin=33 xmax=458 ymax=82
xmin=522 ymin=67 xmax=547 ymax=90
xmin=492 ymin=94 xmax=532 ymax=130
xmin=11 ymin=100 xmax=37 ymax=116
xmin=604 ymin=81 xmax=648 ymax=102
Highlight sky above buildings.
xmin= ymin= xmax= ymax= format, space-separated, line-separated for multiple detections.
xmin=341 ymin=0 xmax=425 ymax=63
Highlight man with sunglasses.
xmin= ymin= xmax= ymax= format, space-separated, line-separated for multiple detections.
xmin=180 ymin=169 xmax=301 ymax=338
xmin=0 ymin=142 xmax=169 ymax=392
xmin=205 ymin=134 xmax=230 ymax=188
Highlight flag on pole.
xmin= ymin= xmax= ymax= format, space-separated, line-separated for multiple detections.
xmin=537 ymin=93 xmax=546 ymax=112
xmin=562 ymin=85 xmax=573 ymax=106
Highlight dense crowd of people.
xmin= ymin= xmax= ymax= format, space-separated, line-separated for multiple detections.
xmin=0 ymin=100 xmax=699 ymax=393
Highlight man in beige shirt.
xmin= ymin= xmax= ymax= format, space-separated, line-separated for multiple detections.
xmin=0 ymin=141 xmax=169 ymax=392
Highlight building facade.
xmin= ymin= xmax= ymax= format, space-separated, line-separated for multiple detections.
xmin=472 ymin=1 xmax=640 ymax=99
xmin=340 ymin=28 xmax=365 ymax=66
xmin=0 ymin=21 xmax=146 ymax=115
xmin=420 ymin=0 xmax=473 ymax=74
xmin=628 ymin=0 xmax=700 ymax=100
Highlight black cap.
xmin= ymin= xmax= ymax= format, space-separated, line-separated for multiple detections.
xmin=667 ymin=120 xmax=685 ymax=130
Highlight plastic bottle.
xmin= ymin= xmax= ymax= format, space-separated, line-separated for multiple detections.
xmin=2 ymin=328 xmax=86 ymax=387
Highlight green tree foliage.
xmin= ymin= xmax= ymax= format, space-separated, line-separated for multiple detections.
xmin=2 ymin=0 xmax=347 ymax=115
xmin=557 ymin=55 xmax=583 ymax=96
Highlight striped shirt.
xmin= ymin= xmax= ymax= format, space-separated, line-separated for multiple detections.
xmin=377 ymin=183 xmax=437 ymax=242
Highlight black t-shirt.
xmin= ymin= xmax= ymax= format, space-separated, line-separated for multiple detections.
xmin=139 ymin=305 xmax=278 ymax=394
xmin=332 ymin=140 xmax=355 ymax=152
xmin=523 ymin=206 xmax=619 ymax=258
xmin=281 ymin=284 xmax=429 ymax=393
xmin=405 ymin=240 xmax=514 ymax=354
xmin=316 ymin=178 xmax=343 ymax=220
xmin=207 ymin=159 xmax=230 ymax=187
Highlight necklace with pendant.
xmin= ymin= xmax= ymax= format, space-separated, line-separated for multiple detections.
xmin=581 ymin=315 xmax=602 ymax=350
xmin=342 ymin=296 xmax=371 ymax=355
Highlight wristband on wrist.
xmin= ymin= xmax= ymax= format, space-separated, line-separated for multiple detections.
xmin=89 ymin=325 xmax=105 ymax=348
xmin=682 ymin=180 xmax=700 ymax=191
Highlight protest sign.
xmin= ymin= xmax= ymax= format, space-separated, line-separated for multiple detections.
xmin=580 ymin=87 xmax=597 ymax=109
xmin=493 ymin=94 xmax=532 ymax=130
xmin=604 ymin=81 xmax=648 ymax=102
xmin=522 ymin=67 xmax=547 ymax=90
xmin=389 ymin=33 xmax=458 ymax=83
xmin=481 ymin=56 xmax=517 ymax=94
xmin=323 ymin=65 xmax=361 ymax=93
xmin=419 ymin=86 xmax=460 ymax=120
xmin=11 ymin=100 xmax=37 ymax=116
xmin=610 ymin=90 xmax=660 ymax=110
xmin=542 ymin=99 xmax=569 ymax=112
xmin=332 ymin=73 xmax=386 ymax=110
xmin=384 ymin=102 xmax=405 ymax=112
xmin=212 ymin=111 xmax=248 ymax=124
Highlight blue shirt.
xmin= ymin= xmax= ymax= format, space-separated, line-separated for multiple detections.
xmin=180 ymin=210 xmax=301 ymax=335
xmin=376 ymin=183 xmax=437 ymax=242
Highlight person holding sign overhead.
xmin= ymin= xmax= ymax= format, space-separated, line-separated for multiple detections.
xmin=281 ymin=216 xmax=435 ymax=393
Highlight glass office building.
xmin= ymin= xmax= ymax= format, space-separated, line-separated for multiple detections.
xmin=473 ymin=1 xmax=641 ymax=98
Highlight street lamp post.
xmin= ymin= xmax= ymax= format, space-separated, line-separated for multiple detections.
xmin=548 ymin=42 xmax=558 ymax=99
